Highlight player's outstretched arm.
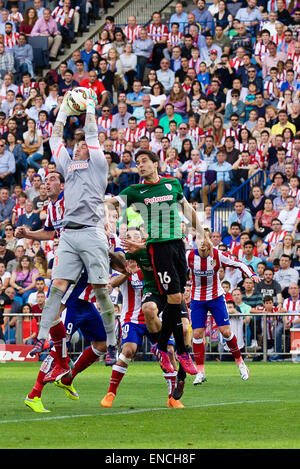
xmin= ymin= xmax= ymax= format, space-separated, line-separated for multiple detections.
xmin=84 ymin=89 xmax=106 ymax=166
xmin=181 ymin=198 xmax=205 ymax=241
xmin=15 ymin=226 xmax=55 ymax=241
xmin=50 ymin=91 xmax=72 ymax=169
xmin=110 ymin=272 xmax=130 ymax=288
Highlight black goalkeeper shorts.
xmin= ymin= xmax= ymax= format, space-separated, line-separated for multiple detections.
xmin=147 ymin=239 xmax=187 ymax=296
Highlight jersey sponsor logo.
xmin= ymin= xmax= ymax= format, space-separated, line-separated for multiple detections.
xmin=194 ymin=269 xmax=215 ymax=276
xmin=144 ymin=195 xmax=174 ymax=205
xmin=67 ymin=162 xmax=89 ymax=172
xmin=130 ymin=279 xmax=144 ymax=290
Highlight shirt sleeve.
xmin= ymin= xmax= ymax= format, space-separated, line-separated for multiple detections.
xmin=219 ymin=250 xmax=256 ymax=278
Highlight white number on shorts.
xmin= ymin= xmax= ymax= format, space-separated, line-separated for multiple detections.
xmin=66 ymin=322 xmax=73 ymax=336
xmin=157 ymin=271 xmax=171 ymax=284
xmin=122 ymin=323 xmax=130 ymax=340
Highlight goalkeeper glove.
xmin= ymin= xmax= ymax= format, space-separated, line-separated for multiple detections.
xmin=60 ymin=90 xmax=82 ymax=116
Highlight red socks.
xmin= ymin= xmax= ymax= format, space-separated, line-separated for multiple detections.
xmin=49 ymin=321 xmax=69 ymax=369
xmin=62 ymin=346 xmax=100 ymax=385
xmin=163 ymin=371 xmax=177 ymax=398
xmin=28 ymin=350 xmax=56 ymax=399
xmin=225 ymin=333 xmax=242 ymax=364
xmin=193 ymin=338 xmax=205 ymax=373
xmin=108 ymin=365 xmax=127 ymax=395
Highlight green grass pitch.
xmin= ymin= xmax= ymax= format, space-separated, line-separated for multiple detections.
xmin=1 ymin=361 xmax=300 ymax=449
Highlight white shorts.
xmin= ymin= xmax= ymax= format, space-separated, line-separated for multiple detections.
xmin=52 ymin=227 xmax=109 ymax=285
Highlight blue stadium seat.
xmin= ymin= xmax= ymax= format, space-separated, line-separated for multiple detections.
xmin=27 ymin=36 xmax=50 ymax=70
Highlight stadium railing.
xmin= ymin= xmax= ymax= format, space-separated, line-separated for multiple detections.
xmin=3 ymin=312 xmax=300 ymax=363
xmin=211 ymin=170 xmax=264 ymax=234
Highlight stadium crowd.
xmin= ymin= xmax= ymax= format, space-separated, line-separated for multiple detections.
xmin=0 ymin=0 xmax=300 ymax=362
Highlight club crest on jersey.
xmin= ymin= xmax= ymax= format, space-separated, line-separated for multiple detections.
xmin=165 ymin=184 xmax=172 ymax=191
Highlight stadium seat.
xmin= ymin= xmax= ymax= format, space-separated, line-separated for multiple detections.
xmin=27 ymin=36 xmax=50 ymax=71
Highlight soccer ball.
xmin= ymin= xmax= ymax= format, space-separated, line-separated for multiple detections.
xmin=67 ymin=87 xmax=88 ymax=113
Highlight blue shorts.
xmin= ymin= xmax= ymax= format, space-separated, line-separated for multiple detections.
xmin=190 ymin=295 xmax=230 ymax=329
xmin=63 ymin=298 xmax=106 ymax=343
xmin=121 ymin=322 xmax=151 ymax=347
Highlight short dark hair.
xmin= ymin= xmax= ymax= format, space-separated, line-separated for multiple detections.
xmin=135 ymin=150 xmax=159 ymax=164
xmin=263 ymin=295 xmax=274 ymax=303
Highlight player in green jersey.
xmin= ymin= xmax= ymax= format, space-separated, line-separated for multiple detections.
xmin=106 ymin=149 xmax=207 ymax=376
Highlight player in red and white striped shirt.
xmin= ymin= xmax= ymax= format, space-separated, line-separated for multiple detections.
xmin=101 ymin=261 xmax=147 ymax=408
xmin=188 ymin=235 xmax=260 ymax=384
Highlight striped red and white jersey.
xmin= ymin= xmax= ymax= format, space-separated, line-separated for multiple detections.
xmin=97 ymin=116 xmax=112 ymax=135
xmin=36 ymin=120 xmax=53 ymax=139
xmin=167 ymin=31 xmax=183 ymax=46
xmin=283 ymin=297 xmax=300 ymax=323
xmin=123 ymin=24 xmax=142 ymax=43
xmin=288 ymin=53 xmax=300 ymax=75
xmin=8 ymin=12 xmax=24 ymax=23
xmin=124 ymin=127 xmax=140 ymax=143
xmin=277 ymin=69 xmax=287 ymax=82
xmin=78 ymin=284 xmax=96 ymax=303
xmin=289 ymin=187 xmax=300 ymax=206
xmin=254 ymin=41 xmax=269 ymax=60
xmin=239 ymin=154 xmax=259 ymax=168
xmin=269 ymin=0 xmax=287 ymax=9
xmin=3 ymin=33 xmax=19 ymax=48
xmin=108 ymin=233 xmax=123 ymax=253
xmin=147 ymin=23 xmax=168 ymax=42
xmin=182 ymin=83 xmax=192 ymax=94
xmin=222 ymin=125 xmax=245 ymax=144
xmin=18 ymin=82 xmax=38 ymax=99
xmin=113 ymin=140 xmax=126 ymax=156
xmin=264 ymin=229 xmax=288 ymax=253
xmin=255 ymin=305 xmax=279 ymax=340
xmin=52 ymin=7 xmax=75 ymax=27
xmin=271 ymin=33 xmax=284 ymax=47
xmin=188 ymin=58 xmax=201 ymax=75
xmin=263 ymin=79 xmax=279 ymax=99
xmin=187 ymin=248 xmax=256 ymax=302
xmin=230 ymin=57 xmax=244 ymax=71
xmin=0 ymin=125 xmax=7 ymax=136
xmin=119 ymin=270 xmax=145 ymax=325
xmin=235 ymin=142 xmax=249 ymax=152
xmin=257 ymin=141 xmax=271 ymax=156
xmin=282 ymin=140 xmax=294 ymax=158
xmin=44 ymin=191 xmax=65 ymax=237
xmin=12 ymin=204 xmax=25 ymax=224
xmin=249 ymin=150 xmax=264 ymax=165
xmin=157 ymin=148 xmax=168 ymax=163
xmin=139 ymin=127 xmax=154 ymax=140
xmin=188 ymin=127 xmax=205 ymax=146
xmin=165 ymin=132 xmax=178 ymax=143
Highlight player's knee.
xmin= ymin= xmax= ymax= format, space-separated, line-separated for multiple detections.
xmin=220 ymin=325 xmax=231 ymax=338
xmin=52 ymin=278 xmax=69 ymax=292
xmin=193 ymin=328 xmax=204 ymax=340
xmin=122 ymin=343 xmax=136 ymax=358
xmin=91 ymin=341 xmax=106 ymax=353
xmin=168 ymin=293 xmax=182 ymax=304
xmin=142 ymin=303 xmax=157 ymax=321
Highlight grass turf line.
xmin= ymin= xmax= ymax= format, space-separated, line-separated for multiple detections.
xmin=0 ymin=361 xmax=299 ymax=449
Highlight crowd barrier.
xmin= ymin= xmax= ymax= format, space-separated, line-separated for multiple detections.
xmin=2 ymin=312 xmax=300 ymax=363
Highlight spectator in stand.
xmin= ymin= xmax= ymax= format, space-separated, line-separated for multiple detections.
xmin=156 ymin=58 xmax=175 ymax=95
xmin=178 ymin=148 xmax=207 ymax=201
xmin=227 ymin=200 xmax=254 ymax=234
xmin=0 ymin=186 xmax=15 ymax=230
xmin=277 ymin=196 xmax=300 ymax=233
xmin=133 ymin=28 xmax=154 ymax=82
xmin=274 ymin=254 xmax=299 ymax=298
xmin=254 ymin=197 xmax=279 ymax=238
xmin=13 ymin=33 xmax=34 ymax=79
xmin=20 ymin=7 xmax=38 ymax=37
xmin=242 ymin=240 xmax=261 ymax=274
xmin=202 ymin=149 xmax=232 ymax=206
xmin=31 ymin=8 xmax=62 ymax=61
xmin=0 ymin=42 xmax=15 ymax=78
xmin=16 ymin=199 xmax=42 ymax=231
